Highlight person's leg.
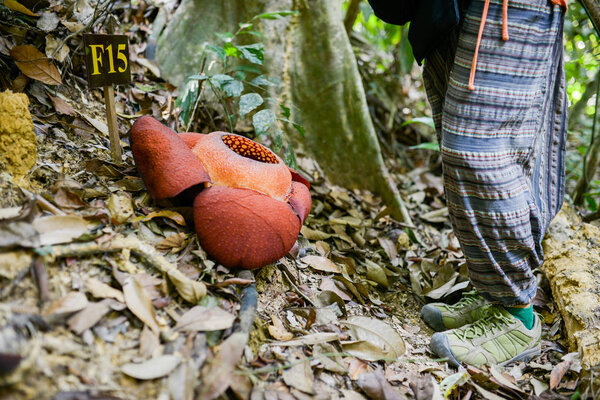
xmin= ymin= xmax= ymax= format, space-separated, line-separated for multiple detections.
xmin=442 ymin=0 xmax=566 ymax=309
xmin=425 ymin=0 xmax=567 ymax=366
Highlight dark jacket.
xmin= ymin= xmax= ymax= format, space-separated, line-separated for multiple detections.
xmin=367 ymin=0 xmax=463 ymax=65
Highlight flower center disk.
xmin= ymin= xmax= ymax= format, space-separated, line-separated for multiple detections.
xmin=222 ymin=135 xmax=278 ymax=164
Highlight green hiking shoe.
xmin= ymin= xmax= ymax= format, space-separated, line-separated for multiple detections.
xmin=421 ymin=290 xmax=489 ymax=331
xmin=430 ymin=305 xmax=541 ymax=368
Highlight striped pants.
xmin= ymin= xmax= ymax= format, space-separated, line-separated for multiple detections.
xmin=423 ymin=0 xmax=567 ymax=305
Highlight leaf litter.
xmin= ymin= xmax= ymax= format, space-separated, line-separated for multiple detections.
xmin=0 ymin=1 xmax=585 ymax=399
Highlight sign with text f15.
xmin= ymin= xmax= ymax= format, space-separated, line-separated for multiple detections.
xmin=83 ymin=34 xmax=131 ymax=88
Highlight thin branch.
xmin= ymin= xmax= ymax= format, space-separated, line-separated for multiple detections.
xmin=573 ymin=71 xmax=600 ymax=205
xmin=344 ymin=0 xmax=362 ymax=34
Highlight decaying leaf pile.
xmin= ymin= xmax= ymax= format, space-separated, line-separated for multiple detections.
xmin=0 ymin=1 xmax=594 ymax=399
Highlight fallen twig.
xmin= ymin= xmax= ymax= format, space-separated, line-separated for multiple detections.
xmin=35 ymin=235 xmax=207 ymax=303
xmin=30 ymin=256 xmax=50 ymax=305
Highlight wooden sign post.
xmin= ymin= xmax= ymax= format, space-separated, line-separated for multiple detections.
xmin=83 ymin=34 xmax=131 ymax=164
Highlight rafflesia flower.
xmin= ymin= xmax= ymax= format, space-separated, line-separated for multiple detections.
xmin=130 ymin=116 xmax=311 ymax=270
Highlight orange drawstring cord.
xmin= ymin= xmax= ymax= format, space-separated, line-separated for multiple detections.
xmin=468 ymin=0 xmax=510 ymax=91
xmin=502 ymin=0 xmax=509 ymax=40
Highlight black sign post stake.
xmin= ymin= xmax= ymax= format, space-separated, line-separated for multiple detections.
xmin=103 ymin=86 xmax=122 ymax=163
xmin=83 ymin=34 xmax=131 ymax=165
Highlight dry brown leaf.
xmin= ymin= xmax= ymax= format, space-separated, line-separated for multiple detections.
xmin=121 ymin=355 xmax=181 ymax=380
xmin=347 ymin=358 xmax=370 ymax=380
xmin=378 ymin=237 xmax=398 ymax=261
xmin=10 ymin=45 xmax=62 ymax=85
xmin=315 ymin=240 xmax=331 ymax=256
xmin=107 ymin=193 xmax=134 ymax=225
xmin=301 ymin=255 xmax=341 ymax=273
xmin=268 ymin=314 xmax=293 ymax=341
xmin=67 ymin=299 xmax=112 ymax=334
xmin=319 ymin=277 xmax=351 ymax=301
xmin=364 ymin=259 xmax=389 ymax=288
xmin=174 ymin=305 xmax=236 ymax=332
xmin=53 ymin=187 xmax=86 ymax=209
xmin=48 ymin=94 xmax=75 ymax=116
xmin=4 ymin=0 xmax=37 ymax=16
xmin=341 ymin=316 xmax=405 ymax=361
xmin=44 ymin=291 xmax=88 ymax=316
xmin=357 ymin=371 xmax=405 ymax=400
xmin=33 ymin=214 xmax=90 ymax=246
xmin=300 ymin=226 xmax=332 ymax=240
xmin=197 ymin=332 xmax=247 ymax=400
xmin=139 ymin=210 xmax=187 ymax=226
xmin=156 ymin=232 xmax=186 ymax=250
xmin=270 ymin=332 xmax=339 ymax=347
xmin=550 ymin=360 xmax=573 ymax=390
xmin=123 ymin=276 xmax=160 ymax=335
xmin=86 ymin=277 xmax=125 ymax=303
xmin=282 ymin=360 xmax=314 ymax=394
xmin=139 ymin=324 xmax=160 ymax=358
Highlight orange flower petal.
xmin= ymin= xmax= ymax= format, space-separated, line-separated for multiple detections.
xmin=179 ymin=132 xmax=205 ymax=149
xmin=191 ymin=132 xmax=292 ymax=202
xmin=288 ymin=167 xmax=311 ymax=189
xmin=288 ymin=181 xmax=312 ymax=223
xmin=193 ymin=186 xmax=301 ymax=269
xmin=130 ymin=117 xmax=211 ymax=200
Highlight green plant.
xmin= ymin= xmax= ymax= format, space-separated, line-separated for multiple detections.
xmin=175 ymin=11 xmax=303 ymax=168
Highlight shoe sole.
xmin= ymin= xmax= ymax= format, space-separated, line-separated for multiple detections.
xmin=421 ymin=305 xmax=446 ymax=332
xmin=498 ymin=343 xmax=541 ymax=367
xmin=430 ymin=333 xmax=541 ymax=369
xmin=430 ymin=332 xmax=461 ymax=368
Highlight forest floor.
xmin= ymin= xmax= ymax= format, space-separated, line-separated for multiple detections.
xmin=0 ymin=2 xmax=589 ymax=400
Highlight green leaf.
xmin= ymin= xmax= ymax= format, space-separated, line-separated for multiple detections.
xmin=400 ymin=116 xmax=435 ymax=130
xmin=239 ymin=93 xmax=263 ymax=117
xmin=251 ymin=10 xmax=298 ymax=20
xmin=252 ymin=109 xmax=275 ymax=134
xmin=280 ymin=104 xmax=291 ymax=119
xmin=215 ymin=32 xmax=233 ymax=42
xmin=280 ymin=118 xmax=305 ymax=137
xmin=230 ymin=65 xmax=262 ymax=74
xmin=292 ymin=122 xmax=305 ymax=137
xmin=251 ymin=74 xmax=277 ymax=87
xmin=284 ymin=142 xmax=298 ymax=169
xmin=210 ymin=74 xmax=233 ymax=85
xmin=187 ymin=74 xmax=207 ymax=81
xmin=206 ymin=44 xmax=226 ymax=62
xmin=409 ymin=142 xmax=440 ymax=151
xmin=271 ymin=130 xmax=283 ymax=152
xmin=243 ymin=30 xmax=264 ymax=38
xmin=222 ymin=80 xmax=244 ymax=97
xmin=237 ymin=43 xmax=264 ymax=65
xmin=234 ymin=71 xmax=246 ymax=82
xmin=210 ymin=74 xmax=243 ymax=97
xmin=585 ymin=193 xmax=598 ymax=212
xmin=237 ymin=22 xmax=253 ymax=31
xmin=177 ymin=79 xmax=199 ymax=126
xmin=223 ymin=42 xmax=238 ymax=57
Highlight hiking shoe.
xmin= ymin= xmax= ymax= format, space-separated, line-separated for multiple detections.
xmin=430 ymin=305 xmax=541 ymax=368
xmin=421 ymin=290 xmax=489 ymax=331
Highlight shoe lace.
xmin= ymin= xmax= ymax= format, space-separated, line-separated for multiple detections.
xmin=446 ymin=290 xmax=481 ymax=311
xmin=455 ymin=307 xmax=513 ymax=341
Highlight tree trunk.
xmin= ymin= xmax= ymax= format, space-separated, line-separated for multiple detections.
xmin=580 ymin=0 xmax=600 ymax=37
xmin=284 ymin=0 xmax=410 ymax=222
xmin=155 ymin=0 xmax=289 ymax=87
xmin=154 ymin=0 xmax=411 ymax=223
